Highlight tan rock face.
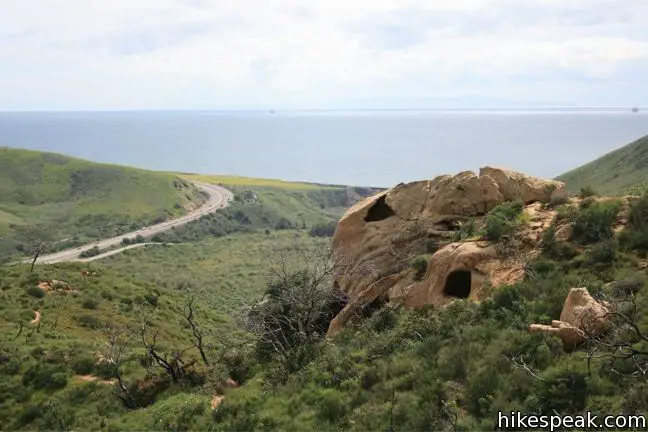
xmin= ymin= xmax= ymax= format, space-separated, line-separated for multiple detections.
xmin=529 ymin=288 xmax=610 ymax=351
xmin=405 ymin=242 xmax=507 ymax=308
xmin=328 ymin=167 xmax=561 ymax=336
xmin=479 ymin=166 xmax=565 ymax=203
xmin=332 ymin=172 xmax=506 ymax=302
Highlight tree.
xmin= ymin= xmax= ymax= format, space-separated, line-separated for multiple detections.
xmin=245 ymin=247 xmax=347 ymax=372
xmin=98 ymin=328 xmax=136 ymax=408
xmin=183 ymin=297 xmax=209 ymax=367
xmin=582 ymin=280 xmax=648 ymax=378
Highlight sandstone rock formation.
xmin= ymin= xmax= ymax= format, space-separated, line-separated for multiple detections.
xmin=479 ymin=166 xmax=566 ymax=203
xmin=403 ymin=242 xmax=501 ymax=307
xmin=327 ymin=167 xmax=565 ymax=336
xmin=529 ymin=288 xmax=611 ymax=351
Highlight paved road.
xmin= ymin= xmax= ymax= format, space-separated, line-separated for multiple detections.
xmin=29 ymin=181 xmax=233 ymax=265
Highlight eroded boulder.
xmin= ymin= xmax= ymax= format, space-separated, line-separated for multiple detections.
xmin=404 ymin=242 xmax=526 ymax=308
xmin=529 ymin=287 xmax=610 ymax=351
xmin=328 ymin=167 xmax=563 ymax=335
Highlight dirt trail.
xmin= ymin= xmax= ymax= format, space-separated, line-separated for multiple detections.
xmin=29 ymin=311 xmax=41 ymax=325
xmin=74 ymin=375 xmax=116 ymax=385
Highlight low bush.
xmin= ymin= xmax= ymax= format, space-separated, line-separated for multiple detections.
xmin=579 ymin=186 xmax=598 ymax=199
xmin=484 ymin=201 xmax=525 ymax=241
xmin=75 ymin=314 xmax=102 ymax=329
xmin=454 ymin=218 xmax=477 ymax=241
xmin=571 ymin=200 xmax=620 ymax=245
xmin=79 ymin=246 xmax=102 ymax=258
xmin=411 ymin=255 xmax=429 ymax=280
xmin=81 ymin=298 xmax=99 ymax=310
xmin=309 ymin=221 xmax=337 ymax=238
xmin=26 ymin=286 xmax=45 ymax=298
xmin=586 ymin=239 xmax=618 ymax=266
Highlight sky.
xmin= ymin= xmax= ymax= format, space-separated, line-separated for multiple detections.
xmin=1 ymin=0 xmax=648 ymax=110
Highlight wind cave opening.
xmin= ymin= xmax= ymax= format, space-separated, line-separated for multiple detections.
xmin=364 ymin=195 xmax=396 ymax=222
xmin=443 ymin=270 xmax=472 ymax=299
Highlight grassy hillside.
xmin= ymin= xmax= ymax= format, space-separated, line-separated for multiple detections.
xmin=155 ymin=174 xmax=379 ymax=243
xmin=556 ymin=135 xmax=648 ymax=195
xmin=0 ymin=147 xmax=204 ymax=262
xmin=183 ymin=173 xmax=342 ymax=191
xmin=0 ymin=230 xmax=327 ymax=430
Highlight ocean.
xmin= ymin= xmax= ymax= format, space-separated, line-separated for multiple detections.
xmin=0 ymin=110 xmax=646 ymax=187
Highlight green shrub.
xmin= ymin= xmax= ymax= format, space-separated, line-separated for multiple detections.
xmin=586 ymin=239 xmax=618 ymax=266
xmin=79 ymin=246 xmax=102 ymax=258
xmin=454 ymin=218 xmax=477 ymax=241
xmin=144 ymin=293 xmax=159 ymax=307
xmin=274 ymin=217 xmax=293 ymax=230
xmin=411 ymin=255 xmax=429 ymax=280
xmin=26 ymin=286 xmax=45 ymax=298
xmin=221 ymin=349 xmax=255 ymax=384
xmin=540 ymin=226 xmax=577 ymax=260
xmin=81 ymin=298 xmax=99 ymax=310
xmin=485 ymin=214 xmax=513 ymax=241
xmin=619 ymin=195 xmax=648 ymax=255
xmin=75 ymin=314 xmax=102 ymax=329
xmin=71 ymin=355 xmax=96 ymax=375
xmin=571 ymin=201 xmax=620 ymax=245
xmin=579 ymin=186 xmax=597 ymax=199
xmin=483 ymin=201 xmax=524 ymax=241
xmin=309 ymin=221 xmax=337 ymax=237
xmin=546 ymin=195 xmax=569 ymax=209
xmin=555 ymin=204 xmax=578 ymax=222
xmin=579 ymin=196 xmax=596 ymax=209
xmin=612 ymin=274 xmax=644 ymax=297
xmin=23 ymin=365 xmax=69 ymax=390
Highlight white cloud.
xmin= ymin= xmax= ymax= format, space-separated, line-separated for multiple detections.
xmin=1 ymin=0 xmax=647 ymax=109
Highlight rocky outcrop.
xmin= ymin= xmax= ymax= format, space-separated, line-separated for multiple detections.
xmin=479 ymin=166 xmax=566 ymax=203
xmin=403 ymin=242 xmax=516 ymax=307
xmin=327 ymin=167 xmax=565 ymax=336
xmin=529 ymin=288 xmax=611 ymax=351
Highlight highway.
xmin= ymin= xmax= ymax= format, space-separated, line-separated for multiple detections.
xmin=29 ymin=181 xmax=233 ymax=265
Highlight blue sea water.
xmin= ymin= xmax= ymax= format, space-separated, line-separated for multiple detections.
xmin=0 ymin=110 xmax=646 ymax=187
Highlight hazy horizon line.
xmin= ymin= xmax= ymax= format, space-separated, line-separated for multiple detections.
xmin=0 ymin=105 xmax=644 ymax=114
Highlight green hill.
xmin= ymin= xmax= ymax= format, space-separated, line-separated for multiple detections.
xmin=0 ymin=147 xmax=204 ymax=262
xmin=556 ymin=135 xmax=648 ymax=195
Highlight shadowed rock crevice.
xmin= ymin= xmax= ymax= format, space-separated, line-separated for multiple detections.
xmin=364 ymin=195 xmax=396 ymax=222
xmin=443 ymin=270 xmax=472 ymax=299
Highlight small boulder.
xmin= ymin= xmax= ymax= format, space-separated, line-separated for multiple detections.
xmin=529 ymin=288 xmax=610 ymax=351
xmin=554 ymin=224 xmax=573 ymax=242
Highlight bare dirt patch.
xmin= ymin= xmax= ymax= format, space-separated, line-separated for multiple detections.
xmin=74 ymin=375 xmax=116 ymax=385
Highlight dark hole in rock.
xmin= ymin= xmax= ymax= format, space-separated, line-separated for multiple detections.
xmin=443 ymin=270 xmax=472 ymax=299
xmin=360 ymin=294 xmax=387 ymax=319
xmin=326 ymin=289 xmax=348 ymax=320
xmin=364 ymin=195 xmax=396 ymax=222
